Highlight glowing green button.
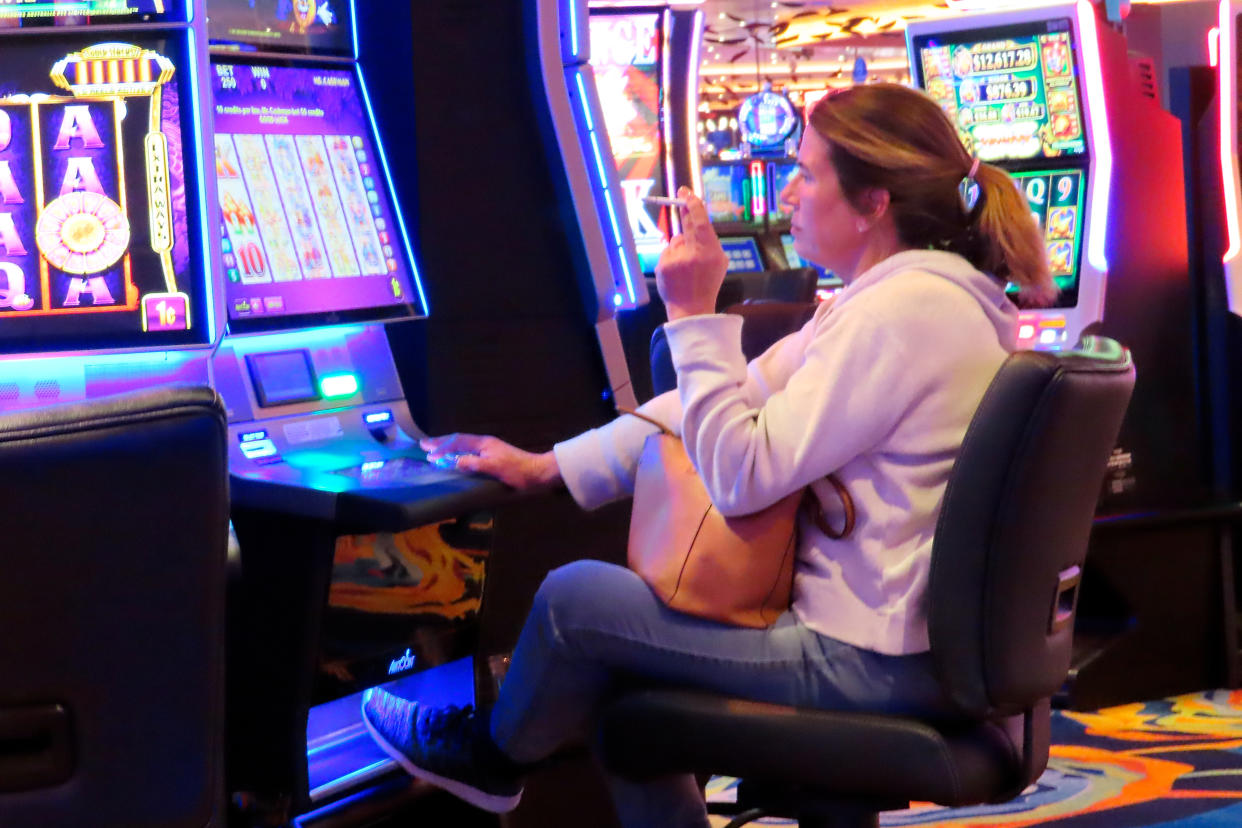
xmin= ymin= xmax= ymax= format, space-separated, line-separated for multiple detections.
xmin=319 ymin=373 xmax=359 ymax=398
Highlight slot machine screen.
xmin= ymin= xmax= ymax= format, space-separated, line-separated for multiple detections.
xmin=0 ymin=0 xmax=185 ymax=26
xmin=719 ymin=236 xmax=762 ymax=273
xmin=702 ymin=162 xmax=762 ymax=228
xmin=779 ymin=232 xmax=802 ymax=268
xmin=207 ymin=0 xmax=352 ymax=57
xmin=910 ymin=18 xmax=1086 ymax=162
xmin=211 ymin=58 xmax=420 ymax=332
xmin=0 ymin=33 xmax=211 ymax=354
xmin=767 ymin=160 xmax=797 ymax=219
xmin=1010 ymin=167 xmax=1084 ymax=308
xmin=589 ymin=10 xmax=667 ymax=273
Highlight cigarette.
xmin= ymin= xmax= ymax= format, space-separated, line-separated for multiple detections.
xmin=642 ymin=196 xmax=688 ymax=208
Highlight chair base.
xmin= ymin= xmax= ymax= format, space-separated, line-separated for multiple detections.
xmin=732 ymin=780 xmax=899 ymax=828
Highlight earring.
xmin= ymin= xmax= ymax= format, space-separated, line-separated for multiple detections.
xmin=856 ymin=218 xmax=869 ymax=234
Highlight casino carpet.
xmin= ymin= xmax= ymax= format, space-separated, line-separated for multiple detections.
xmin=706 ymin=689 xmax=1242 ymax=827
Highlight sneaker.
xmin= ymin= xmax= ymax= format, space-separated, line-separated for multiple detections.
xmin=361 ymin=687 xmax=523 ymax=813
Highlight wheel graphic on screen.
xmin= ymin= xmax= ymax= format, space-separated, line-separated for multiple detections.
xmin=35 ymin=191 xmax=131 ymax=275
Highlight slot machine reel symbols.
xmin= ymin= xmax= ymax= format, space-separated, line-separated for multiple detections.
xmin=1047 ymin=207 xmax=1075 ymax=240
xmin=36 ymin=191 xmax=131 ymax=277
xmin=1047 ymin=240 xmax=1073 ymax=276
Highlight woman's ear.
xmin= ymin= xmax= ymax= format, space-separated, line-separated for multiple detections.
xmin=861 ymin=187 xmax=892 ymax=221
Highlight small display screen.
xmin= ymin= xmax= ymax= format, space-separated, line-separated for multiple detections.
xmin=0 ymin=0 xmax=185 ymax=25
xmin=702 ymin=162 xmax=763 ymax=227
xmin=589 ymin=10 xmax=667 ymax=274
xmin=0 ymin=33 xmax=210 ymax=354
xmin=719 ymin=236 xmax=762 ymax=273
xmin=779 ymin=232 xmax=802 ymax=268
xmin=211 ymin=58 xmax=419 ymax=332
xmin=1010 ymin=167 xmax=1085 ymax=308
xmin=246 ymin=348 xmax=318 ymax=406
xmin=911 ymin=18 xmax=1087 ymax=162
xmin=767 ymin=161 xmax=798 ymax=219
xmin=207 ymin=0 xmax=353 ymax=57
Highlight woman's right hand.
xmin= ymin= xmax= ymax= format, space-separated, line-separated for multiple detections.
xmin=420 ymin=433 xmax=562 ymax=492
xmin=655 ymin=187 xmax=729 ymax=321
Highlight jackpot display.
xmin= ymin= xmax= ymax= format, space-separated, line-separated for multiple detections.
xmin=911 ymin=19 xmax=1087 ymax=162
xmin=0 ymin=34 xmax=208 ymax=353
xmin=589 ymin=10 xmax=667 ymax=273
xmin=0 ymin=0 xmax=184 ymax=25
xmin=207 ymin=0 xmax=351 ymax=56
xmin=211 ymin=59 xmax=418 ymax=331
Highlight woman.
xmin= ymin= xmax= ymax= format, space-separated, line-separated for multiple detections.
xmin=361 ymin=83 xmax=1054 ymax=827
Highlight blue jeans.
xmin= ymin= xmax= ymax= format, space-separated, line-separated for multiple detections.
xmin=489 ymin=560 xmax=951 ymax=828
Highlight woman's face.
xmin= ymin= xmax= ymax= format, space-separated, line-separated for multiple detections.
xmin=779 ymin=128 xmax=870 ymax=280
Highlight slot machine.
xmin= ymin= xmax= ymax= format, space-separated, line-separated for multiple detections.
xmin=908 ymin=3 xmax=1222 ymax=709
xmin=202 ymin=2 xmax=519 ymax=820
xmin=588 ymin=4 xmax=702 ymax=278
xmin=0 ymin=6 xmax=222 ymax=821
xmin=0 ymin=0 xmax=220 ymax=404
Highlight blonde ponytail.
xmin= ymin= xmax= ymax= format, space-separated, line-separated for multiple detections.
xmin=970 ymin=162 xmax=1056 ymax=307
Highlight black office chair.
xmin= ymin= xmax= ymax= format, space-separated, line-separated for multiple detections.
xmin=0 ymin=386 xmax=229 ymax=828
xmin=648 ymin=300 xmax=818 ymax=399
xmin=605 ymin=327 xmax=1135 ymax=828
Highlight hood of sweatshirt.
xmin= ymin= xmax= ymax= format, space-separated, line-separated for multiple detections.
xmin=832 ymin=249 xmax=1018 ymax=350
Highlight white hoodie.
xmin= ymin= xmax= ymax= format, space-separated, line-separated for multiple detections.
xmin=553 ymin=249 xmax=1017 ymax=655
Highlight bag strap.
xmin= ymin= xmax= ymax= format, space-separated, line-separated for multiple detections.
xmin=617 ymin=407 xmax=856 ymax=540
xmin=804 ymin=476 xmax=856 ymax=540
xmin=617 ymin=406 xmax=674 ymax=436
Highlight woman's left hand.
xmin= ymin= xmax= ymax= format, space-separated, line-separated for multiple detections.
xmin=655 ymin=187 xmax=729 ymax=321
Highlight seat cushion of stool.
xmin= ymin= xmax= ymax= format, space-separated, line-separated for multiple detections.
xmin=599 ymin=689 xmax=1022 ymax=806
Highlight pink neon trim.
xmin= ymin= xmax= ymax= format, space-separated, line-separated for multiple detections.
xmin=1221 ymin=2 xmax=1241 ymax=261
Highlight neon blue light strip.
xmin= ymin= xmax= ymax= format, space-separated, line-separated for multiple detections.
xmin=569 ymin=0 xmax=580 ymax=59
xmin=575 ymin=72 xmax=637 ymax=303
xmin=306 ymin=759 xmax=392 ymax=802
xmin=294 ymin=785 xmax=380 ymax=825
xmin=350 ymin=0 xmax=359 ymax=61
xmin=578 ymin=74 xmax=595 ymax=132
xmin=186 ymin=30 xmax=217 ymax=343
xmin=0 ymin=350 xmax=199 ymax=383
xmin=355 ymin=66 xmax=431 ymax=315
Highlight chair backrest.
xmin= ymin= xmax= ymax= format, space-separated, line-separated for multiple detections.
xmin=649 ymin=301 xmax=817 ymax=395
xmin=929 ymin=338 xmax=1135 ymax=719
xmin=716 ymin=268 xmax=820 ymax=308
xmin=0 ymin=386 xmax=229 ymax=828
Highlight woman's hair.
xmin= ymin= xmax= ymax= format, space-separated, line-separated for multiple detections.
xmin=808 ymin=83 xmax=1056 ymax=307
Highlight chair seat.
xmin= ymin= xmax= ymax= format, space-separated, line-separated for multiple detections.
xmin=599 ymin=690 xmax=1023 ymax=806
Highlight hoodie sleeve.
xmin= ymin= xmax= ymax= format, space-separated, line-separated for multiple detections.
xmin=665 ymin=302 xmax=915 ymax=516
xmin=551 ymin=310 xmax=816 ymax=510
xmin=551 ymin=390 xmax=681 ymax=510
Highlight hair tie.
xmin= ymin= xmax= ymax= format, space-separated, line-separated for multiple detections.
xmin=959 ymin=160 xmax=982 ymax=213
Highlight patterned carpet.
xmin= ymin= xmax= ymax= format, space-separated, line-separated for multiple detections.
xmin=707 ymin=690 xmax=1242 ymax=827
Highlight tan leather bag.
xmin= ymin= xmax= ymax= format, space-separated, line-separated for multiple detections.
xmin=622 ymin=409 xmax=854 ymax=628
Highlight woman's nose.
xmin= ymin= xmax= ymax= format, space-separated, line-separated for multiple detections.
xmin=779 ymin=181 xmax=796 ymax=209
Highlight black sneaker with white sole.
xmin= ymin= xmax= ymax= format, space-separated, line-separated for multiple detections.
xmin=361 ymin=687 xmax=524 ymax=813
